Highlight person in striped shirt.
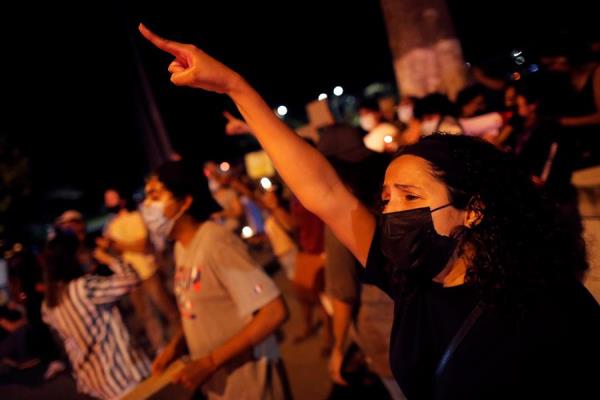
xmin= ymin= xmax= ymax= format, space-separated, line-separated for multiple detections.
xmin=41 ymin=229 xmax=151 ymax=399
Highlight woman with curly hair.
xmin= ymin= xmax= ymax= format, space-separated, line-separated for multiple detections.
xmin=139 ymin=24 xmax=600 ymax=399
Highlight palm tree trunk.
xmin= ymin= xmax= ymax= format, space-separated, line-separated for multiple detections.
xmin=379 ymin=0 xmax=466 ymax=100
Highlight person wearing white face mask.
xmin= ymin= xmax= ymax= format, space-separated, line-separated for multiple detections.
xmin=358 ymin=98 xmax=400 ymax=154
xmin=145 ymin=160 xmax=290 ymax=399
xmin=396 ymin=97 xmax=416 ymax=125
xmin=142 ymin=175 xmax=194 ymax=247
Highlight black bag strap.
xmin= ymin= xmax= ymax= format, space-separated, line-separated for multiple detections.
xmin=435 ymin=301 xmax=485 ymax=379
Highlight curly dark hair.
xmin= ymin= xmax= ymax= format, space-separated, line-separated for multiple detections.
xmin=393 ymin=133 xmax=587 ymax=308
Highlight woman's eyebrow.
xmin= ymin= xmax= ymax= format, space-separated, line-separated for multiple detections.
xmin=393 ymin=183 xmax=423 ymax=192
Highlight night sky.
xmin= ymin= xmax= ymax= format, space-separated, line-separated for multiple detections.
xmin=1 ymin=0 xmax=596 ymax=222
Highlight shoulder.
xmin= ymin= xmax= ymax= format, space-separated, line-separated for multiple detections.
xmin=198 ymin=222 xmax=244 ymax=253
xmin=525 ymin=281 xmax=600 ymax=330
xmin=202 ymin=221 xmax=233 ymax=240
xmin=565 ymin=282 xmax=600 ymax=317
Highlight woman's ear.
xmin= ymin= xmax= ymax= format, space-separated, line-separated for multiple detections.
xmin=464 ymin=197 xmax=484 ymax=228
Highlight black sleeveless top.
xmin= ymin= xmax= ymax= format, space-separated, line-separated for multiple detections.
xmin=363 ymin=228 xmax=600 ymax=399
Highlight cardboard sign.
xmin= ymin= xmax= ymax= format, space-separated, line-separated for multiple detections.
xmin=121 ymin=358 xmax=193 ymax=400
xmin=306 ymin=99 xmax=335 ymax=129
xmin=245 ymin=150 xmax=275 ymax=179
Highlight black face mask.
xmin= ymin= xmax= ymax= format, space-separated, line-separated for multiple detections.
xmin=380 ymin=204 xmax=458 ymax=283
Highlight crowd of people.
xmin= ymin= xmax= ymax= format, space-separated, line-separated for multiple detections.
xmin=0 ymin=22 xmax=599 ymax=400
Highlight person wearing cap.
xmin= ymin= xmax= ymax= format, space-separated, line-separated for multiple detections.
xmin=54 ymin=210 xmax=86 ymax=242
xmin=54 ymin=210 xmax=97 ymax=274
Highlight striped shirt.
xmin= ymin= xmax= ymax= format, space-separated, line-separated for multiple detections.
xmin=42 ymin=260 xmax=150 ymax=399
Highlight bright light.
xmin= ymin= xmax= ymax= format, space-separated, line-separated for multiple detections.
xmin=276 ymin=106 xmax=288 ymax=117
xmin=383 ymin=135 xmax=393 ymax=144
xmin=219 ymin=162 xmax=231 ymax=172
xmin=318 ymin=93 xmax=328 ymax=101
xmin=511 ymin=49 xmax=522 ymax=58
xmin=260 ymin=177 xmax=273 ymax=190
xmin=333 ymin=86 xmax=344 ymax=96
xmin=241 ymin=226 xmax=254 ymax=239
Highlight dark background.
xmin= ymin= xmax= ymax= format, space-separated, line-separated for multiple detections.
xmin=0 ymin=0 xmax=596 ymax=227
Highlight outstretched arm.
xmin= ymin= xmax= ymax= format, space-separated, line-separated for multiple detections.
xmin=139 ymin=24 xmax=376 ymax=265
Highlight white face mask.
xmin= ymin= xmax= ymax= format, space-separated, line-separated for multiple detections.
xmin=359 ymin=114 xmax=378 ymax=132
xmin=397 ymin=104 xmax=414 ymax=123
xmin=141 ymin=201 xmax=186 ymax=240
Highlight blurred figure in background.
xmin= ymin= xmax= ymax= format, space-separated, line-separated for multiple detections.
xmin=205 ymin=162 xmax=244 ymax=232
xmin=42 ymin=229 xmax=150 ymax=400
xmin=54 ymin=210 xmax=97 ymax=275
xmin=538 ymin=43 xmax=600 ymax=169
xmin=358 ymin=98 xmax=400 ymax=154
xmin=101 ymin=188 xmax=179 ymax=354
xmin=455 ymin=84 xmax=488 ymax=118
xmin=260 ymin=187 xmax=297 ymax=281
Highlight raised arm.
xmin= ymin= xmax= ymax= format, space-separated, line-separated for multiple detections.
xmin=138 ymin=24 xmax=376 ymax=265
xmin=85 ymin=249 xmax=140 ymax=304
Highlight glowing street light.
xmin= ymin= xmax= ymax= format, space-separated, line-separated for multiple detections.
xmin=241 ymin=226 xmax=254 ymax=239
xmin=333 ymin=86 xmax=344 ymax=96
xmin=219 ymin=162 xmax=231 ymax=172
xmin=260 ymin=177 xmax=273 ymax=190
xmin=276 ymin=106 xmax=288 ymax=117
xmin=318 ymin=93 xmax=328 ymax=101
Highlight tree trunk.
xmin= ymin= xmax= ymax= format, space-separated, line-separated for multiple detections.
xmin=380 ymin=0 xmax=466 ymax=100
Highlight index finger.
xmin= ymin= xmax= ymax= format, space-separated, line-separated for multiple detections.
xmin=139 ymin=23 xmax=187 ymax=60
xmin=223 ymin=111 xmax=236 ymax=121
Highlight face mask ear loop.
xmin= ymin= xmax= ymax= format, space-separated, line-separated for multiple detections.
xmin=431 ymin=203 xmax=453 ymax=213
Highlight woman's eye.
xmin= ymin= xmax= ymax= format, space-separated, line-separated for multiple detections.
xmin=405 ymin=194 xmax=420 ymax=201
